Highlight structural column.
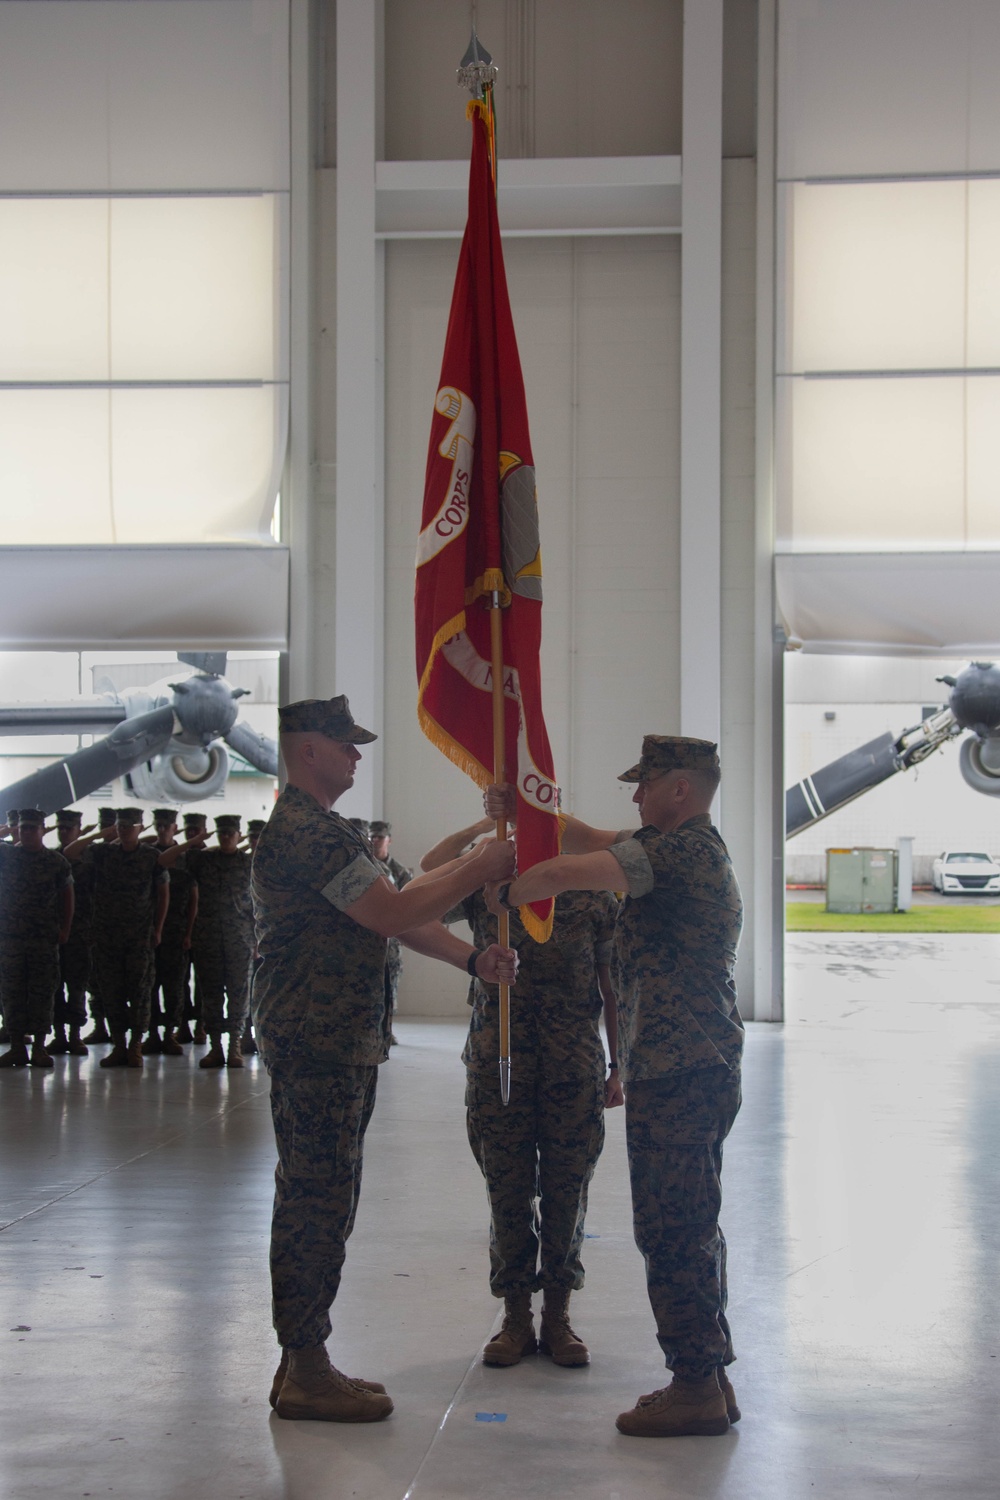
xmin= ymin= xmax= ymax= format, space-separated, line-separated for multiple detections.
xmin=335 ymin=0 xmax=384 ymax=811
xmin=679 ymin=0 xmax=723 ymax=747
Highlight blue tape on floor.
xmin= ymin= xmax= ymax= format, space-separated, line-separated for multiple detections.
xmin=475 ymin=1412 xmax=507 ymax=1423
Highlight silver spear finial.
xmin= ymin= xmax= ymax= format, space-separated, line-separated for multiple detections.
xmin=457 ymin=30 xmax=498 ymax=99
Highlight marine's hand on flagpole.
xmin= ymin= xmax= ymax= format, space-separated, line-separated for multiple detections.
xmin=468 ymin=836 xmax=516 ymax=882
xmin=484 ymin=782 xmax=517 ymax=822
xmin=476 ymin=943 xmax=519 ymax=987
xmin=483 ymin=881 xmax=506 ymax=918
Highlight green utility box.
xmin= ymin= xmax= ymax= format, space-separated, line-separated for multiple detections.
xmin=825 ymin=847 xmax=898 ymax=914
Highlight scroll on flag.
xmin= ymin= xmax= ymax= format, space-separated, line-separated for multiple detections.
xmin=415 ymin=100 xmax=560 ymax=942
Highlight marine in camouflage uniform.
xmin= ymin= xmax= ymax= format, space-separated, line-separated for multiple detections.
xmin=49 ymin=809 xmax=94 ymax=1056
xmin=240 ymin=819 xmax=267 ymax=1057
xmin=447 ymin=883 xmax=618 ymax=1366
xmin=369 ymin=820 xmax=412 ymax=1043
xmin=0 ymin=809 xmax=74 ymax=1069
xmin=80 ymin=807 xmax=122 ymax=1044
xmin=189 ymin=814 xmax=254 ymax=1068
xmin=489 ymin=735 xmax=744 ymax=1437
xmin=77 ymin=808 xmax=169 ymax=1070
xmin=174 ymin=811 xmax=208 ymax=1042
xmin=252 ymin=695 xmax=516 ymax=1424
xmin=145 ymin=809 xmax=199 ymax=1056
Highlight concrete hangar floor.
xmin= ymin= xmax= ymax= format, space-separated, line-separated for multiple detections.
xmin=2 ymin=936 xmax=998 ymax=1500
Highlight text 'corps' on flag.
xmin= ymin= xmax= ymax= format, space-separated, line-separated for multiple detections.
xmin=414 ymin=101 xmax=560 ymax=942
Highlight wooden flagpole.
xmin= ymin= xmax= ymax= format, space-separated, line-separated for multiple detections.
xmin=489 ymin=594 xmax=511 ymax=1104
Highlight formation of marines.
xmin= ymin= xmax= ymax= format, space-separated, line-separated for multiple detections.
xmin=0 ymin=697 xmax=747 ymax=1443
xmin=0 ymin=806 xmax=262 ymax=1072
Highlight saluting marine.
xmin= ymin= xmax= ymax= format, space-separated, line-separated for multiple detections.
xmin=49 ymin=809 xmax=94 ymax=1057
xmin=188 ymin=814 xmax=255 ymax=1069
xmin=68 ymin=808 xmax=169 ymax=1071
xmin=145 ymin=809 xmax=199 ymax=1056
xmin=0 ymin=810 xmax=74 ymax=1069
xmin=81 ymin=806 xmax=122 ymax=1046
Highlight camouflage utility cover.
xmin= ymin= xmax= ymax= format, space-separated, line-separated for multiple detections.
xmin=609 ymin=813 xmax=744 ymax=1083
xmin=449 ymin=888 xmax=617 ymax=1074
xmin=0 ymin=843 xmax=73 ymax=944
xmin=251 ymin=783 xmax=389 ymax=1075
xmin=188 ymin=848 xmax=254 ymax=942
xmin=83 ymin=843 xmax=168 ymax=937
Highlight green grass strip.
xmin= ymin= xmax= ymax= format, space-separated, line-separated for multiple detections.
xmin=785 ymin=902 xmax=1000 ymax=933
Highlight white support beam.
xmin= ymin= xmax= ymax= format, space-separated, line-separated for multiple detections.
xmin=335 ymin=0 xmax=383 ymax=814
xmin=680 ymin=0 xmax=723 ymax=749
xmin=755 ymin=0 xmax=784 ymax=1022
xmin=284 ymin=0 xmax=316 ymax=705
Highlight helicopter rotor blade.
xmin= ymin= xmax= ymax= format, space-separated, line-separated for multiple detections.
xmin=0 ymin=705 xmax=176 ymax=815
xmin=223 ymin=720 xmax=279 ymax=777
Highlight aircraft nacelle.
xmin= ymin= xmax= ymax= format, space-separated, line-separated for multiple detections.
xmin=125 ymin=738 xmax=231 ymax=803
xmin=937 ymin=661 xmax=1000 ymax=796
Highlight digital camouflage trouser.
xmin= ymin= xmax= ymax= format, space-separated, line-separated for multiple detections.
xmin=149 ymin=941 xmax=187 ymax=1032
xmin=626 ymin=1064 xmax=742 ymax=1379
xmin=194 ymin=937 xmax=251 ymax=1036
xmin=0 ymin=943 xmax=59 ymax=1037
xmin=466 ymin=1060 xmax=605 ymax=1297
xmin=90 ymin=940 xmax=154 ymax=1035
xmin=269 ymin=1066 xmax=378 ymax=1349
xmin=54 ymin=935 xmax=90 ymax=1030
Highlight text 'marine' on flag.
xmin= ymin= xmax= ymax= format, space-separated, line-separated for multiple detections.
xmin=414 ymin=100 xmax=560 ymax=942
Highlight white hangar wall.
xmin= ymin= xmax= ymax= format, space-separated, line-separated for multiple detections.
xmin=376 ymin=173 xmax=757 ymax=1019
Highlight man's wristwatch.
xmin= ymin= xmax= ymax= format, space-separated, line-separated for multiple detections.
xmin=466 ymin=949 xmax=483 ymax=977
xmin=495 ymin=882 xmax=516 ymax=912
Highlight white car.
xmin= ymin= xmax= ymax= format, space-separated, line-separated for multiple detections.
xmin=931 ymin=851 xmax=1000 ymax=894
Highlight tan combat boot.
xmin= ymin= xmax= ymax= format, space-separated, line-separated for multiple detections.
xmin=126 ymin=1034 xmax=144 ymax=1070
xmin=29 ymin=1040 xmax=54 ymax=1068
xmin=538 ymin=1288 xmax=589 ymax=1366
xmin=482 ymin=1293 xmax=536 ymax=1366
xmin=199 ymin=1035 xmax=226 ymax=1069
xmin=616 ymin=1371 xmax=730 ymax=1437
xmin=161 ymin=1031 xmax=184 ymax=1056
xmin=48 ymin=1027 xmax=70 ymax=1055
xmin=226 ymin=1035 xmax=244 ymax=1069
xmin=67 ymin=1027 xmax=89 ymax=1056
xmin=717 ymin=1365 xmax=740 ymax=1423
xmin=269 ymin=1350 xmax=386 ymax=1409
xmin=274 ymin=1345 xmax=393 ymax=1423
xmin=99 ymin=1034 xmax=130 ymax=1068
xmin=0 ymin=1041 xmax=30 ymax=1068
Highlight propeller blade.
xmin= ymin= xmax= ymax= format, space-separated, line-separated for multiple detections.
xmin=0 ymin=703 xmax=126 ymax=736
xmin=223 ymin=720 xmax=279 ymax=777
xmin=177 ymin=650 xmax=228 ymax=677
xmin=0 ymin=705 xmax=176 ymax=815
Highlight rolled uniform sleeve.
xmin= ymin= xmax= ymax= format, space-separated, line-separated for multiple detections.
xmin=322 ymin=854 xmax=383 ymax=912
xmin=609 ymin=836 xmax=655 ymax=899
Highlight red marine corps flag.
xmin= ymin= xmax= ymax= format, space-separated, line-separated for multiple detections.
xmin=415 ymin=96 xmax=560 ymax=944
